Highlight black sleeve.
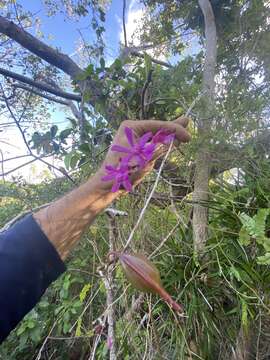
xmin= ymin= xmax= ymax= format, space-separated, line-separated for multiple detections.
xmin=0 ymin=214 xmax=66 ymax=343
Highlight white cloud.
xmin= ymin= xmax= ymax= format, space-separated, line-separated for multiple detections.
xmin=118 ymin=0 xmax=168 ymax=63
xmin=119 ymin=0 xmax=145 ymax=46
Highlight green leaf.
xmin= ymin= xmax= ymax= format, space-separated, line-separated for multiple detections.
xmin=144 ymin=53 xmax=152 ymax=78
xmin=84 ymin=91 xmax=92 ymax=103
xmin=27 ymin=321 xmax=35 ymax=329
xmin=99 ymin=8 xmax=105 ymax=22
xmin=19 ymin=333 xmax=28 ymax=347
xmin=239 ymin=213 xmax=255 ymax=235
xmin=67 ymin=117 xmax=77 ymax=128
xmin=17 ymin=325 xmax=26 ymax=336
xmin=257 ymin=252 xmax=270 ymax=265
xmin=79 ymin=143 xmax=91 ymax=155
xmin=239 ymin=227 xmax=251 ymax=246
xmin=79 ymin=284 xmax=91 ymax=302
xmin=100 ymin=57 xmax=105 ymax=69
xmin=64 ymin=152 xmax=73 ymax=170
xmin=113 ymin=58 xmax=122 ymax=71
xmin=241 ymin=298 xmax=248 ymax=334
xmin=75 ymin=317 xmax=82 ymax=337
xmin=253 ymin=209 xmax=270 ymax=238
xmin=60 ymin=128 xmax=72 ymax=141
xmin=229 ymin=266 xmax=241 ymax=281
xmin=50 ymin=125 xmax=58 ymax=138
xmin=63 ymin=321 xmax=71 ymax=334
xmin=70 ymin=153 xmax=80 ymax=169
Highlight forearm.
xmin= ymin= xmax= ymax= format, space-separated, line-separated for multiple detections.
xmin=33 ymin=117 xmax=190 ymax=261
xmin=34 ymin=171 xmax=120 ymax=260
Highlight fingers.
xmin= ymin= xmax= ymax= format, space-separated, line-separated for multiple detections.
xmin=126 ymin=118 xmax=191 ymax=143
xmin=173 ymin=116 xmax=189 ymax=128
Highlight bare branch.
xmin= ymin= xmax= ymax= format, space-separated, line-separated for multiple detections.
xmin=124 ymin=141 xmax=174 ymax=251
xmin=105 ymin=213 xmax=118 ymax=360
xmin=122 ymin=0 xmax=127 ymax=47
xmin=0 ymin=67 xmax=82 ymax=101
xmin=13 ymin=84 xmax=70 ymax=105
xmin=0 ymin=15 xmax=82 ymax=79
xmin=0 ymin=148 xmax=5 ymax=182
xmin=0 ymin=154 xmax=31 ymax=163
xmin=140 ymin=69 xmax=153 ymax=119
xmin=130 ymin=49 xmax=172 ymax=68
xmin=0 ymin=157 xmax=39 ymax=177
xmin=0 ymin=85 xmax=76 ymax=183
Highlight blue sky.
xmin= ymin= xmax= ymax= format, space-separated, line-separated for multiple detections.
xmin=16 ymin=0 xmax=143 ymax=126
xmin=19 ymin=0 xmax=135 ymax=63
xmin=15 ymin=0 xmax=132 ymax=130
xmin=1 ymin=0 xmax=199 ymax=181
xmin=1 ymin=0 xmax=145 ymax=181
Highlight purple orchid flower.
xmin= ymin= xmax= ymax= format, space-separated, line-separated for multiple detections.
xmin=102 ymin=126 xmax=175 ymax=193
xmin=152 ymin=129 xmax=175 ymax=145
xmin=111 ymin=127 xmax=155 ymax=168
xmin=101 ymin=163 xmax=132 ymax=192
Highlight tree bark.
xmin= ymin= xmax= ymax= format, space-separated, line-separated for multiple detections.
xmin=192 ymin=0 xmax=217 ymax=254
xmin=13 ymin=84 xmax=70 ymax=105
xmin=0 ymin=16 xmax=102 ymax=108
xmin=0 ymin=67 xmax=81 ymax=101
xmin=0 ymin=15 xmax=82 ymax=79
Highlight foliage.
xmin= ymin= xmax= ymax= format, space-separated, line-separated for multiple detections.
xmin=1 ymin=0 xmax=270 ymax=359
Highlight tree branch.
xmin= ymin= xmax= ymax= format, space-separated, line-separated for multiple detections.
xmin=0 ymin=67 xmax=82 ymax=101
xmin=0 ymin=15 xmax=82 ymax=79
xmin=13 ymin=84 xmax=70 ymax=105
xmin=122 ymin=0 xmax=127 ymax=47
xmin=140 ymin=69 xmax=153 ymax=119
xmin=0 ymin=85 xmax=76 ymax=183
xmin=130 ymin=50 xmax=172 ymax=68
xmin=199 ymin=0 xmax=217 ymax=98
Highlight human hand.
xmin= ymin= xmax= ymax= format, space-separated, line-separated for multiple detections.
xmin=97 ymin=116 xmax=191 ymax=193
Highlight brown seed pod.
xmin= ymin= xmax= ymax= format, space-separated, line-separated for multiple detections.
xmin=112 ymin=252 xmax=183 ymax=313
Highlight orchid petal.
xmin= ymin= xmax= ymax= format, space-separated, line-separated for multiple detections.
xmin=111 ymin=181 xmax=121 ymax=192
xmin=124 ymin=127 xmax=134 ymax=147
xmin=121 ymin=155 xmax=132 ymax=166
xmin=136 ymin=155 xmax=146 ymax=168
xmin=123 ymin=178 xmax=132 ymax=192
xmin=153 ymin=130 xmax=175 ymax=144
xmin=138 ymin=132 xmax=153 ymax=147
xmin=144 ymin=143 xmax=155 ymax=161
xmin=101 ymin=174 xmax=116 ymax=181
xmin=111 ymin=145 xmax=132 ymax=153
xmin=105 ymin=165 xmax=116 ymax=171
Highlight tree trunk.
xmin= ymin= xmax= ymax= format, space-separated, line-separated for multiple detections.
xmin=192 ymin=0 xmax=217 ymax=254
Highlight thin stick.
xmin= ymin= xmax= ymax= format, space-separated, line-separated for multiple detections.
xmin=185 ymin=91 xmax=204 ymax=117
xmin=0 ymin=149 xmax=5 ymax=182
xmin=122 ymin=0 xmax=127 ymax=47
xmin=0 ymin=84 xmax=76 ymax=184
xmin=140 ymin=69 xmax=153 ymax=120
xmin=124 ymin=141 xmax=173 ymax=251
xmin=149 ymin=218 xmax=182 ymax=259
xmin=105 ymin=214 xmax=117 ymax=360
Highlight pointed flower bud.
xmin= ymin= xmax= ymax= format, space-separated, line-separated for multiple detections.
xmin=112 ymin=252 xmax=183 ymax=313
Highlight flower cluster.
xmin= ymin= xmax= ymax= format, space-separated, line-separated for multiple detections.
xmin=102 ymin=127 xmax=175 ymax=192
